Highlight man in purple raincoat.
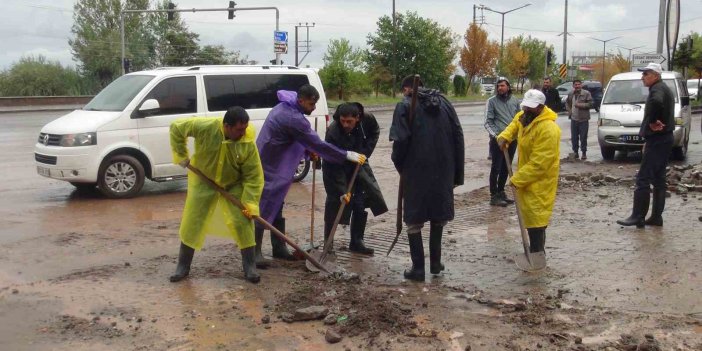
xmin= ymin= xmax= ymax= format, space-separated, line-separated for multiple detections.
xmin=254 ymin=84 xmax=367 ymax=266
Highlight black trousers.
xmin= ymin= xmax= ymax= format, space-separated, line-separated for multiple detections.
xmin=570 ymin=120 xmax=589 ymax=153
xmin=488 ymin=137 xmax=517 ymax=195
xmin=636 ymin=133 xmax=674 ymax=194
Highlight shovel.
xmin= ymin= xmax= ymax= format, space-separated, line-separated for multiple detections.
xmin=306 ymin=163 xmax=362 ymax=273
xmin=294 ymin=119 xmax=321 ymax=260
xmin=502 ymin=148 xmax=547 ymax=272
xmin=185 ymin=164 xmax=330 ymax=274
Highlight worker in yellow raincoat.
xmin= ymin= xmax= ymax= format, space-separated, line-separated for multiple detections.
xmin=168 ymin=107 xmax=264 ymax=284
xmin=497 ymin=89 xmax=560 ymax=263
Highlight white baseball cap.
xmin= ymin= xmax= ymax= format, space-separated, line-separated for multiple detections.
xmin=637 ymin=62 xmax=663 ymax=74
xmin=520 ymin=89 xmax=546 ymax=109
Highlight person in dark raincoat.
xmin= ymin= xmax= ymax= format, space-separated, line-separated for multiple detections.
xmin=254 ymin=84 xmax=366 ymax=266
xmin=323 ymin=102 xmax=388 ymax=255
xmin=389 ymin=76 xmax=465 ymax=281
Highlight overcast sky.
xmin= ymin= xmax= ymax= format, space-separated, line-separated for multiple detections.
xmin=2 ymin=0 xmax=702 ymax=73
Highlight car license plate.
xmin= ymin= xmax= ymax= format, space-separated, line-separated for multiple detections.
xmin=619 ymin=135 xmax=644 ymax=143
xmin=37 ymin=166 xmax=50 ymax=177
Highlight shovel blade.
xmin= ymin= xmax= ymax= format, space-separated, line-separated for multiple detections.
xmin=305 ymin=249 xmax=337 ymax=273
xmin=514 ymin=252 xmax=547 ymax=272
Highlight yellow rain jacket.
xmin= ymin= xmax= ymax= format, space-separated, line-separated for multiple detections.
xmin=497 ymin=107 xmax=560 ymax=228
xmin=170 ymin=117 xmax=264 ymax=250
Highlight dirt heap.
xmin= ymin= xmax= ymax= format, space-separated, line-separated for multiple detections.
xmin=274 ymin=273 xmax=417 ymax=339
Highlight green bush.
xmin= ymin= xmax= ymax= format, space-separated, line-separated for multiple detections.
xmin=452 ymin=75 xmax=467 ymax=96
xmin=0 ymin=55 xmax=93 ymax=96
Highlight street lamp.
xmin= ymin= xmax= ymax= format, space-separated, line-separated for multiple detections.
xmin=617 ymin=45 xmax=645 ymax=70
xmin=480 ymin=3 xmax=531 ymax=73
xmin=589 ymin=36 xmax=620 ymax=84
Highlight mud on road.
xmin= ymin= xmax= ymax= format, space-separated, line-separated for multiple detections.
xmin=0 ymin=110 xmax=701 ymax=350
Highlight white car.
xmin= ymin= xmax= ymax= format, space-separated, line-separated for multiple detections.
xmin=687 ymin=79 xmax=699 ymax=100
xmin=597 ymin=71 xmax=692 ymax=161
xmin=35 ymin=65 xmax=329 ymax=198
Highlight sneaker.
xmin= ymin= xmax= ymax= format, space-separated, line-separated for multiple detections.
xmin=490 ymin=194 xmax=508 ymax=207
xmin=499 ymin=191 xmax=515 ymax=204
xmin=581 ymin=152 xmax=587 ymax=160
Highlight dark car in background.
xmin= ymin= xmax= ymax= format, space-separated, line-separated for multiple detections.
xmin=582 ymin=81 xmax=603 ymax=112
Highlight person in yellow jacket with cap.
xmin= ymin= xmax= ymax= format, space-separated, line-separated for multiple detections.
xmin=497 ymin=89 xmax=560 ymax=263
xmin=169 ymin=106 xmax=264 ymax=284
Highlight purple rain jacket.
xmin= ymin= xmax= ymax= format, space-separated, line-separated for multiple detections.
xmin=256 ymin=90 xmax=348 ymax=224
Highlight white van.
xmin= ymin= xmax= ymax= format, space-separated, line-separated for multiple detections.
xmin=34 ymin=65 xmax=329 ymax=198
xmin=596 ymin=71 xmax=692 ymax=160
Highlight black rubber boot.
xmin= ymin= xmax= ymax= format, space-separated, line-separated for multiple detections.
xmin=240 ymin=247 xmax=260 ymax=284
xmin=645 ymin=188 xmax=666 ymax=226
xmin=429 ymin=223 xmax=445 ymax=275
xmin=616 ymin=190 xmax=650 ymax=228
xmin=270 ymin=218 xmax=300 ymax=261
xmin=499 ymin=191 xmax=515 ymax=204
xmin=490 ymin=193 xmax=508 ymax=207
xmin=254 ymin=227 xmax=269 ymax=269
xmin=403 ymin=232 xmax=425 ymax=281
xmin=349 ymin=211 xmax=374 ymax=255
xmin=169 ymin=242 xmax=194 ymax=282
xmin=527 ymin=228 xmax=546 ymax=253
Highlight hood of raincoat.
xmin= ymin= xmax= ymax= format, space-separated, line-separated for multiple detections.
xmin=417 ymin=88 xmax=443 ymax=114
xmin=277 ymin=90 xmax=301 ymax=112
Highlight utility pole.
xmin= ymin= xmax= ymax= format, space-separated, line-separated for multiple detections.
xmin=657 ymin=0 xmax=666 ymax=54
xmin=589 ymin=37 xmax=620 ymax=84
xmin=562 ymin=0 xmax=568 ymax=65
xmin=392 ymin=0 xmax=396 ymax=97
xmin=479 ymin=3 xmax=531 ymax=74
xmin=294 ymin=22 xmax=315 ymax=67
xmin=617 ymin=45 xmax=645 ymax=70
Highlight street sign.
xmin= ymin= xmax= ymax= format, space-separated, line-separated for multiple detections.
xmin=274 ymin=43 xmax=288 ymax=54
xmin=274 ymin=31 xmax=288 ymax=43
xmin=631 ymin=54 xmax=666 ymax=66
xmin=274 ymin=30 xmax=288 ymax=54
xmin=559 ymin=64 xmax=567 ymax=78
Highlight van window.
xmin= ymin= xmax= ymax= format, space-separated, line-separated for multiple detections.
xmin=204 ymin=74 xmax=310 ymax=111
xmin=84 ymin=75 xmax=154 ymax=112
xmin=142 ymin=76 xmax=197 ymax=116
xmin=603 ymin=79 xmax=678 ymax=105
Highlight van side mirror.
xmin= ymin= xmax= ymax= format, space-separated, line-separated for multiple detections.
xmin=139 ymin=99 xmax=160 ymax=112
xmin=681 ymin=96 xmax=690 ymax=107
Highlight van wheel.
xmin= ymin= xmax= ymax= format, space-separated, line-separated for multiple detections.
xmin=293 ymin=159 xmax=310 ymax=182
xmin=601 ymin=147 xmax=615 ymax=160
xmin=97 ymin=155 xmax=145 ymax=198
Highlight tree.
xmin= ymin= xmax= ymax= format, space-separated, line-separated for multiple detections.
xmin=520 ymin=36 xmax=555 ymax=83
xmin=70 ymin=0 xmax=155 ymax=88
xmin=319 ymin=38 xmax=365 ymax=100
xmin=459 ymin=23 xmax=499 ymax=91
xmin=368 ymin=63 xmax=393 ymax=97
xmin=452 ymin=75 xmax=467 ymax=96
xmin=366 ymin=11 xmax=457 ymax=92
xmin=0 ymin=56 xmax=92 ymax=96
xmin=592 ymin=53 xmax=630 ymax=85
xmin=502 ymin=38 xmax=529 ymax=92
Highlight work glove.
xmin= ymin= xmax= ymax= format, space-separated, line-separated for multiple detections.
xmin=341 ymin=193 xmax=351 ymax=204
xmin=346 ymin=151 xmax=366 ymax=165
xmin=179 ymin=158 xmax=190 ymax=168
xmin=496 ymin=137 xmax=509 ymax=151
xmin=241 ymin=206 xmax=253 ymax=220
xmin=308 ymin=151 xmax=320 ymax=163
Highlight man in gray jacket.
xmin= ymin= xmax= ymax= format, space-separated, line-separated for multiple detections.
xmin=566 ymin=80 xmax=593 ymax=160
xmin=484 ymin=78 xmax=520 ymax=207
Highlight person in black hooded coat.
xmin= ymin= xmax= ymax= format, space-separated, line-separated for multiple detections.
xmin=389 ymin=76 xmax=465 ymax=281
xmin=322 ymin=102 xmax=388 ymax=254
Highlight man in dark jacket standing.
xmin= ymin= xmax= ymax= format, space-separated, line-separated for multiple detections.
xmin=390 ymin=76 xmax=465 ymax=281
xmin=323 ymin=103 xmax=388 ymax=254
xmin=542 ymin=77 xmax=562 ymax=112
xmin=617 ymin=63 xmax=675 ymax=228
xmin=485 ymin=78 xmax=520 ymax=207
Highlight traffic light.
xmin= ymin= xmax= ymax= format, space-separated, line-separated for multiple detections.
xmin=167 ymin=2 xmax=175 ymax=21
xmin=546 ymin=50 xmax=553 ymax=66
xmin=228 ymin=1 xmax=236 ymax=20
